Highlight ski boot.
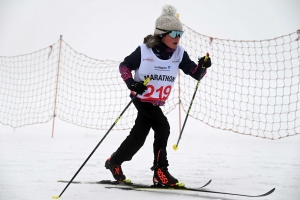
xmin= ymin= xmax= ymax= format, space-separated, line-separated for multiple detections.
xmin=105 ymin=154 xmax=126 ymax=182
xmin=151 ymin=148 xmax=179 ymax=187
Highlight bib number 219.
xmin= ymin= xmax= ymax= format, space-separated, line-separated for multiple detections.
xmin=144 ymin=85 xmax=172 ymax=100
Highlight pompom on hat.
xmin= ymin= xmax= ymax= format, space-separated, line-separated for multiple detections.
xmin=154 ymin=5 xmax=183 ymax=35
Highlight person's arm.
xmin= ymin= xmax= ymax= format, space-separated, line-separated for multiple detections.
xmin=119 ymin=46 xmax=141 ymax=88
xmin=179 ymin=51 xmax=211 ymax=80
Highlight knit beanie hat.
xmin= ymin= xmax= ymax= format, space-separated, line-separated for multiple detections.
xmin=154 ymin=5 xmax=183 ymax=35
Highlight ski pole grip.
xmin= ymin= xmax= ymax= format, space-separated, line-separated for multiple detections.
xmin=143 ymin=77 xmax=150 ymax=85
xmin=204 ymin=53 xmax=209 ymax=62
xmin=202 ymin=53 xmax=210 ymax=68
xmin=133 ymin=77 xmax=150 ymax=98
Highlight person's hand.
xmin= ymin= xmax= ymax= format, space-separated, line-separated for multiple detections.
xmin=129 ymin=81 xmax=147 ymax=94
xmin=198 ymin=56 xmax=211 ymax=68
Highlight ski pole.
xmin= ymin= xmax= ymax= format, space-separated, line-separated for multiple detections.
xmin=52 ymin=77 xmax=150 ymax=199
xmin=173 ymin=53 xmax=209 ymax=151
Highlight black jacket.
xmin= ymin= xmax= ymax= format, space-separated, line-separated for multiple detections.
xmin=119 ymin=42 xmax=206 ymax=89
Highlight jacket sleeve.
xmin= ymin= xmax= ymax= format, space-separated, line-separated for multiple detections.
xmin=119 ymin=46 xmax=141 ymax=89
xmin=179 ymin=51 xmax=207 ymax=80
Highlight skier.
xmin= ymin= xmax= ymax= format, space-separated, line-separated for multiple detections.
xmin=105 ymin=4 xmax=211 ymax=186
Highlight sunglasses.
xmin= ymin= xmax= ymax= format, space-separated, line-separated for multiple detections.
xmin=156 ymin=27 xmax=184 ymax=38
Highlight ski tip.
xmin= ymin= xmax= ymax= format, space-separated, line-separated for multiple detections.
xmin=172 ymin=144 xmax=178 ymax=151
xmin=265 ymin=188 xmax=276 ymax=196
xmin=200 ymin=179 xmax=212 ymax=188
xmin=52 ymin=195 xmax=60 ymax=199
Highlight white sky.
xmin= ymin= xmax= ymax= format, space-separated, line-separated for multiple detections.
xmin=0 ymin=0 xmax=299 ymax=60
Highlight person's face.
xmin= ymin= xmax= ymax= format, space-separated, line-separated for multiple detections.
xmin=162 ymin=34 xmax=181 ymax=49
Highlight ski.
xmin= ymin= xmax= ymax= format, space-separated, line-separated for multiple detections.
xmin=57 ymin=179 xmax=275 ymax=198
xmin=57 ymin=179 xmax=212 ymax=189
xmin=106 ymin=184 xmax=275 ymax=198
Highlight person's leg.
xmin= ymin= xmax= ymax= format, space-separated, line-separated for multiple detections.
xmin=111 ymin=111 xmax=151 ymax=164
xmin=133 ymin=102 xmax=170 ymax=166
xmin=131 ymin=101 xmax=171 ymax=168
xmin=138 ymin=105 xmax=179 ymax=186
xmin=152 ymin=114 xmax=170 ymax=167
xmin=105 ymin=101 xmax=151 ymax=181
xmin=132 ymin=102 xmax=178 ymax=186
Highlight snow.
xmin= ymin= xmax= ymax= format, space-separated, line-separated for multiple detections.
xmin=1 ymin=112 xmax=300 ymax=200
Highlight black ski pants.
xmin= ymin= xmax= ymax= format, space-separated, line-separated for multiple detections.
xmin=112 ymin=100 xmax=170 ymax=166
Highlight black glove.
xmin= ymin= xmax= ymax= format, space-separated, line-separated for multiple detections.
xmin=198 ymin=56 xmax=211 ymax=68
xmin=129 ymin=81 xmax=147 ymax=94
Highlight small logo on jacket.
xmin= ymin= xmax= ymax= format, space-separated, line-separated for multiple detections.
xmin=154 ymin=66 xmax=171 ymax=71
xmin=143 ymin=58 xmax=154 ymax=62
